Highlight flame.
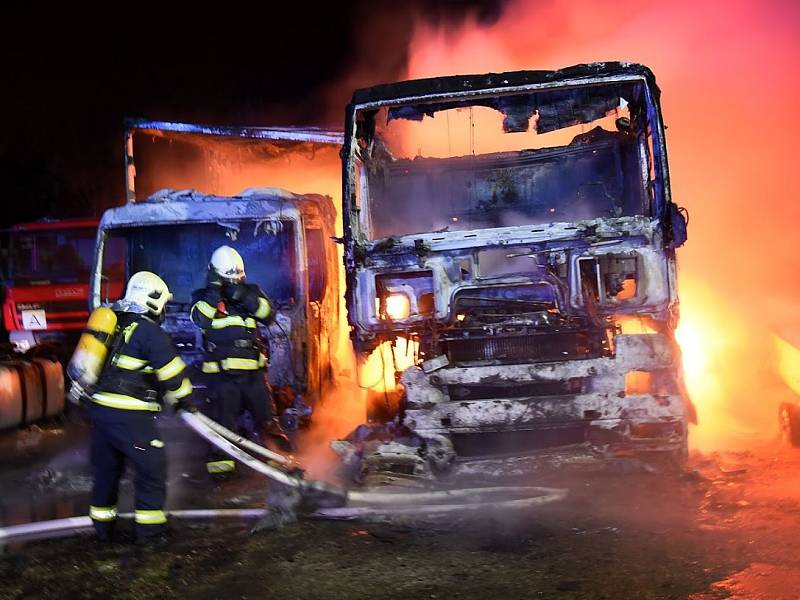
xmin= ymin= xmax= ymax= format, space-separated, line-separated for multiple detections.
xmin=384 ymin=294 xmax=411 ymax=320
xmin=386 ymin=104 xmax=615 ymax=159
xmin=675 ymin=280 xmax=783 ymax=449
xmin=775 ymin=335 xmax=800 ymax=398
xmin=128 ymin=0 xmax=800 ymax=455
xmin=615 ymin=316 xmax=658 ymax=335
xmin=674 ymin=315 xmax=713 ymax=389
xmin=358 ymin=337 xmax=418 ymax=394
xmin=401 ymin=0 xmax=800 ymax=450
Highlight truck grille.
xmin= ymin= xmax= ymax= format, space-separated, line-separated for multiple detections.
xmin=445 ymin=330 xmax=598 ymax=364
xmin=447 ymin=377 xmax=585 ymax=400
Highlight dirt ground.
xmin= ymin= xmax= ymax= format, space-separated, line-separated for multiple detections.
xmin=2 ymin=417 xmax=800 ymax=599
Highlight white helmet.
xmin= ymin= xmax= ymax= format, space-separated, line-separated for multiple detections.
xmin=123 ymin=271 xmax=172 ymax=317
xmin=209 ymin=245 xmax=245 ymax=283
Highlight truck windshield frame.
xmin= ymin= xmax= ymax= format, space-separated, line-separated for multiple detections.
xmin=352 ymin=78 xmax=660 ymax=241
xmin=8 ymin=227 xmax=98 ymax=283
xmin=99 ymin=220 xmax=298 ymax=306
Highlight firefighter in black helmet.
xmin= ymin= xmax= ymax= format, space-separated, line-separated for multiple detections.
xmin=191 ymin=245 xmax=290 ymax=478
xmin=85 ymin=271 xmax=194 ymax=544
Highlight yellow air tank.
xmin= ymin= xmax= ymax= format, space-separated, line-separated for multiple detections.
xmin=66 ymin=307 xmax=118 ymax=388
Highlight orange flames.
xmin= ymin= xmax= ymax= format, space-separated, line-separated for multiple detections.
xmin=402 ymin=0 xmax=800 ymax=450
xmin=357 ymin=338 xmax=418 ymax=394
xmin=614 ymin=316 xmax=658 ymax=335
xmin=133 ymin=0 xmax=800 ymax=455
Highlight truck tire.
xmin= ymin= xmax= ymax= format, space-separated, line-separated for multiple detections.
xmin=0 ymin=358 xmax=65 ymax=430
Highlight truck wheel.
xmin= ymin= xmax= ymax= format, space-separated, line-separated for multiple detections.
xmin=779 ymin=403 xmax=800 ymax=447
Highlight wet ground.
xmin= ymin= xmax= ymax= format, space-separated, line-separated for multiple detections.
xmin=2 ymin=414 xmax=800 ymax=599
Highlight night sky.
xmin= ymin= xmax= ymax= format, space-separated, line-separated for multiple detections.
xmin=0 ymin=2 xmax=504 ymax=229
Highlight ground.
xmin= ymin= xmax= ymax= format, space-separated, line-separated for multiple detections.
xmin=2 ymin=414 xmax=800 ymax=599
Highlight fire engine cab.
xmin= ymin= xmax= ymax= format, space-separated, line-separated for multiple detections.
xmin=1 ymin=218 xmax=124 ymax=358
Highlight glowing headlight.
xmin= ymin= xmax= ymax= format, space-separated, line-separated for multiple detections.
xmin=384 ymin=293 xmax=411 ymax=320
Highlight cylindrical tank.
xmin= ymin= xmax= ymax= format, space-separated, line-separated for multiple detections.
xmin=0 ymin=358 xmax=65 ymax=430
xmin=66 ymin=307 xmax=117 ymax=388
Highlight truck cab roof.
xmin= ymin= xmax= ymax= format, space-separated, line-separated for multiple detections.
xmin=99 ymin=188 xmax=335 ymax=230
xmin=349 ymin=61 xmax=659 ymax=107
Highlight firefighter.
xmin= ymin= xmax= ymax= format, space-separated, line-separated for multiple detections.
xmin=87 ymin=271 xmax=194 ymax=544
xmin=190 ymin=245 xmax=289 ymax=479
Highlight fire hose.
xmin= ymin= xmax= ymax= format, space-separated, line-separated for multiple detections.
xmin=0 ymin=510 xmax=267 ymax=544
xmin=181 ymin=410 xmax=567 ymax=512
xmin=189 ymin=410 xmax=292 ymax=466
xmin=179 ymin=409 xmax=348 ymax=507
xmin=0 ymin=409 xmax=567 ymax=544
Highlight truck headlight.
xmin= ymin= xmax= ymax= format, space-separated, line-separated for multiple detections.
xmin=374 ymin=271 xmax=434 ymax=322
xmin=384 ymin=293 xmax=411 ymax=320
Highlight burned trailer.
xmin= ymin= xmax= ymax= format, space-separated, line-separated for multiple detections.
xmin=339 ymin=62 xmax=691 ymax=475
xmin=89 ymin=188 xmax=340 ymax=426
xmin=84 ymin=120 xmax=343 ymax=427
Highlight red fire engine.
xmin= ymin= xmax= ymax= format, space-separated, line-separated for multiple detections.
xmin=1 ymin=218 xmax=124 ymax=357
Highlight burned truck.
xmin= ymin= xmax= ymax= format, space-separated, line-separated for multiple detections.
xmin=89 ymin=121 xmax=342 ymax=427
xmin=90 ymin=188 xmax=340 ymax=425
xmin=339 ymin=63 xmax=691 ymax=476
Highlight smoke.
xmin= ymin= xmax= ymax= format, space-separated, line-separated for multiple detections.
xmin=316 ymin=1 xmax=507 ymax=122
xmin=398 ymin=0 xmax=800 ymax=450
xmin=127 ymin=0 xmax=800 ymax=454
xmin=294 ymin=387 xmax=366 ymax=482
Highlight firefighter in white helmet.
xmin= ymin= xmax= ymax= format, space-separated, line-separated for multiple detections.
xmin=190 ymin=246 xmax=289 ymax=478
xmin=85 ymin=271 xmax=194 ymax=544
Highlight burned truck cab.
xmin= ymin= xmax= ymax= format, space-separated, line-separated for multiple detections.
xmin=340 ymin=63 xmax=691 ymax=474
xmin=90 ymin=188 xmax=340 ymax=426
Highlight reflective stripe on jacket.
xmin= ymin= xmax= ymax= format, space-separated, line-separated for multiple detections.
xmin=93 ymin=313 xmax=193 ymax=411
xmin=190 ymin=283 xmax=272 ymax=374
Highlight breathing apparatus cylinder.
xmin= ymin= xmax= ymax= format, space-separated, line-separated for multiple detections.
xmin=66 ymin=307 xmax=118 ymax=388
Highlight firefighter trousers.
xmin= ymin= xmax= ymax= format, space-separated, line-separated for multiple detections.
xmin=89 ymin=404 xmax=167 ymax=541
xmin=204 ymin=370 xmax=273 ymax=475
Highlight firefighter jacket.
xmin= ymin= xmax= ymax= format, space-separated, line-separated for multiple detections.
xmin=190 ymin=282 xmax=274 ymax=374
xmin=92 ymin=312 xmax=193 ymax=411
